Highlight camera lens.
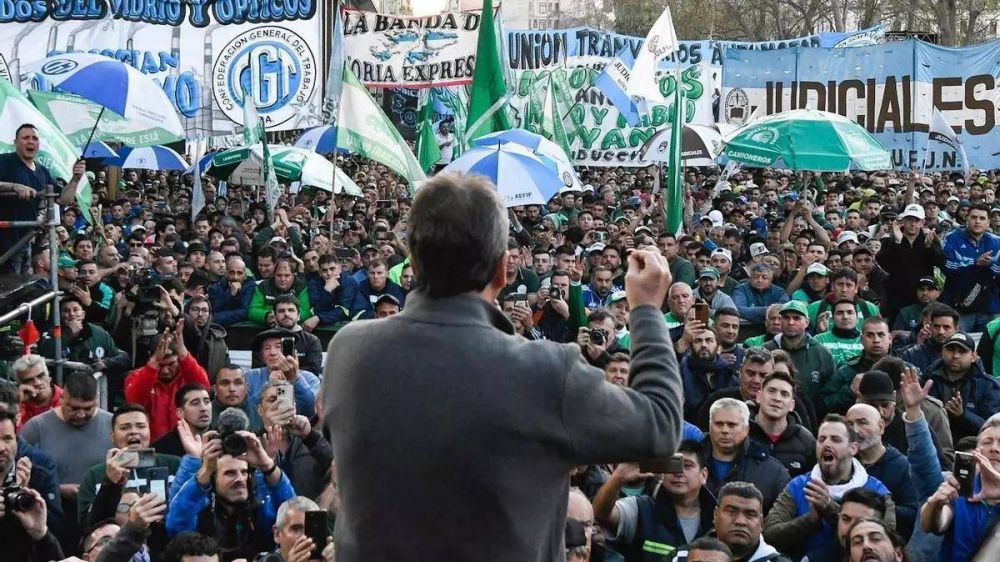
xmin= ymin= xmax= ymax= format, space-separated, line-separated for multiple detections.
xmin=5 ymin=487 xmax=34 ymax=512
xmin=222 ymin=433 xmax=248 ymax=457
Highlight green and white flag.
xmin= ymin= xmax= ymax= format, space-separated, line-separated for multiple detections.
xmin=242 ymin=87 xmax=264 ymax=147
xmin=540 ymin=75 xmax=572 ymax=160
xmin=336 ymin=65 xmax=426 ymax=190
xmin=27 ymin=90 xmax=182 ymax=148
xmin=465 ymin=0 xmax=510 ymax=145
xmin=262 ymin=141 xmax=281 ymax=218
xmin=416 ymin=89 xmax=441 ymax=173
xmin=664 ymin=82 xmax=685 ymax=236
xmin=0 ymin=79 xmax=92 ymax=221
xmin=436 ymin=86 xmax=468 ymax=159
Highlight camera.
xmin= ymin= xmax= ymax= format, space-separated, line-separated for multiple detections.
xmin=549 ymin=286 xmax=562 ymax=300
xmin=590 ymin=329 xmax=608 ymax=346
xmin=3 ymin=485 xmax=34 ymax=512
xmin=215 ymin=408 xmax=250 ymax=457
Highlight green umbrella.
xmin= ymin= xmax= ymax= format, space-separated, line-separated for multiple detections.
xmin=722 ymin=109 xmax=891 ymax=171
xmin=208 ymin=145 xmax=362 ymax=195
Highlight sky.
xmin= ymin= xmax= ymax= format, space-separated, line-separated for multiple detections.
xmin=411 ymin=0 xmax=448 ymax=15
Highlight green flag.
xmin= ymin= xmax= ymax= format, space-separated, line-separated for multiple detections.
xmin=437 ymin=87 xmax=468 ymax=159
xmin=465 ymin=0 xmax=510 ymax=145
xmin=665 ymin=81 xmax=685 ymax=235
xmin=242 ymin=87 xmax=263 ymax=146
xmin=416 ymin=90 xmax=441 ymax=173
xmin=540 ymin=75 xmax=572 ymax=160
xmin=336 ymin=66 xmax=426 ymax=190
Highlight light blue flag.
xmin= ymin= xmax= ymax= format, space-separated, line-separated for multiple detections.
xmin=323 ymin=1 xmax=346 ymax=124
xmin=594 ymin=44 xmax=642 ymax=127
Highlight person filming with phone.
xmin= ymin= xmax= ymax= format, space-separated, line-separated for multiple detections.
xmin=324 ymin=173 xmax=684 ymax=561
xmin=245 ymin=330 xmax=320 ymax=431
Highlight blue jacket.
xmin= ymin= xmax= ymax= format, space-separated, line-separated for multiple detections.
xmin=924 ymin=359 xmax=1000 ymax=441
xmin=245 ymin=367 xmax=320 ymax=429
xmin=208 ymin=279 xmax=255 ymax=326
xmin=904 ymin=413 xmax=943 ymax=501
xmin=941 ymin=228 xmax=1000 ymax=312
xmin=940 ymin=491 xmax=1000 ymax=562
xmin=356 ymin=279 xmax=407 ymax=319
xmin=679 ymin=354 xmax=739 ymax=423
xmin=784 ymin=467 xmax=891 ymax=556
xmin=308 ymin=272 xmax=360 ymax=325
xmin=864 ymin=446 xmax=919 ymax=539
xmin=899 ymin=340 xmax=943 ymax=375
xmin=732 ymin=283 xmax=789 ymax=324
xmin=165 ymin=460 xmax=295 ymax=537
xmin=581 ymin=283 xmax=619 ymax=310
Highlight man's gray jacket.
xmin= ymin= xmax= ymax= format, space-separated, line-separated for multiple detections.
xmin=325 ymin=291 xmax=684 ymax=561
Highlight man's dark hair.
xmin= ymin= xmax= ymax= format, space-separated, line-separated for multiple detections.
xmin=76 ymin=258 xmax=97 ymax=269
xmin=841 ymin=488 xmax=888 ymax=519
xmin=185 ymin=270 xmax=212 ymax=291
xmin=843 ymin=518 xmax=911 ymax=561
xmin=367 ymin=258 xmax=386 ymax=271
xmin=588 ymin=307 xmax=615 ymax=328
xmin=0 ymin=410 xmax=16 ymax=431
xmin=743 ymin=346 xmax=773 ymax=366
xmin=686 ymin=536 xmax=733 ymax=560
xmin=112 ymin=403 xmax=149 ymax=428
xmin=554 ymin=245 xmax=576 ymax=260
xmin=15 ymin=123 xmax=36 ymax=138
xmin=607 ymin=352 xmax=629 ymax=365
xmin=762 ymin=370 xmax=797 ymax=394
xmin=274 ymin=294 xmax=300 ymax=312
xmin=861 ymin=315 xmax=890 ymax=332
xmin=657 ymin=232 xmax=677 ymax=242
xmin=926 ymin=302 xmax=960 ymax=324
xmin=257 ymin=245 xmax=277 ymax=260
xmin=833 ymin=299 xmax=857 ymax=311
xmin=871 ymin=355 xmax=906 ymax=388
xmin=0 ymin=381 xmax=18 ymax=411
xmin=175 ymin=383 xmax=209 ymax=409
xmin=408 ymin=174 xmax=508 ymax=298
xmin=717 ymin=481 xmax=763 ymax=511
xmin=188 ymin=295 xmax=209 ymax=310
xmin=161 ymin=277 xmax=184 ymax=294
xmin=821 ymin=413 xmax=859 ymax=443
xmin=830 ymin=268 xmax=859 ymax=284
xmin=678 ymin=438 xmax=708 ymax=469
xmin=969 ymin=202 xmax=990 ymax=216
xmin=163 ymin=532 xmax=220 ymax=562
xmin=715 ymin=307 xmax=740 ymax=322
xmin=318 ymin=254 xmax=337 ymax=268
xmin=64 ymin=370 xmax=98 ymax=401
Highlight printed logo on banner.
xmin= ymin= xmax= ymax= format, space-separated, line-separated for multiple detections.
xmin=213 ymin=26 xmax=318 ymax=129
xmin=40 ymin=59 xmax=78 ymax=75
xmin=724 ymin=88 xmax=750 ymax=126
xmin=747 ymin=127 xmax=779 ymax=145
xmin=370 ymin=29 xmax=460 ymax=65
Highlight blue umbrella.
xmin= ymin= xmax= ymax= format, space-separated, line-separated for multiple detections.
xmin=441 ymin=142 xmax=563 ymax=207
xmin=473 ymin=128 xmax=581 ymax=190
xmin=108 ymin=145 xmax=188 ymax=171
xmin=185 ymin=152 xmax=216 ymax=175
xmin=294 ymin=125 xmax=350 ymax=154
xmin=80 ymin=141 xmax=118 ymax=159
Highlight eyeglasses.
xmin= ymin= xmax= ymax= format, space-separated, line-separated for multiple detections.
xmin=86 ymin=535 xmax=113 ymax=553
xmin=115 ymin=501 xmax=135 ymax=514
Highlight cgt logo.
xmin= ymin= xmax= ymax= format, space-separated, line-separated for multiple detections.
xmin=40 ymin=59 xmax=78 ymax=75
xmin=213 ymin=27 xmax=317 ymax=129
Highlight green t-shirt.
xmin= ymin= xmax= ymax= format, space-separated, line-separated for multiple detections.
xmin=807 ymin=299 xmax=880 ymax=326
xmin=814 ymin=330 xmax=863 ymax=365
xmin=499 ymin=267 xmax=541 ymax=300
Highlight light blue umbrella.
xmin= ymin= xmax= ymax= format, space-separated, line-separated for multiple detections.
xmin=293 ymin=125 xmax=350 ymax=155
xmin=80 ymin=141 xmax=118 ymax=159
xmin=441 ymin=142 xmax=563 ymax=207
xmin=109 ymin=145 xmax=187 ymax=171
xmin=27 ymin=53 xmax=184 ymax=153
xmin=472 ymin=128 xmax=581 ymax=190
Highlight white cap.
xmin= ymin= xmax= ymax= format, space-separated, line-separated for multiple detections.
xmin=560 ymin=185 xmax=582 ymax=195
xmin=837 ymin=231 xmax=859 ymax=245
xmin=947 ymin=196 xmax=960 ymax=203
xmin=707 ymin=210 xmax=724 ymax=228
xmin=806 ymin=263 xmax=829 ymax=277
xmin=711 ymin=248 xmax=733 ymax=263
xmin=898 ymin=203 xmax=926 ymax=220
xmin=587 ymin=242 xmax=606 ymax=253
xmin=749 ymin=242 xmax=769 ymax=258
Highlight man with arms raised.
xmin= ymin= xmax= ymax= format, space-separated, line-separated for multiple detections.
xmin=325 ymin=173 xmax=684 ymax=560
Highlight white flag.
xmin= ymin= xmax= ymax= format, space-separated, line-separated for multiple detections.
xmin=191 ymin=157 xmax=205 ymax=221
xmin=928 ymin=108 xmax=970 ymax=178
xmin=627 ymin=7 xmax=678 ymax=102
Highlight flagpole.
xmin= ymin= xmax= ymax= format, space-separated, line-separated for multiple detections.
xmin=330 ymin=0 xmax=343 ymax=236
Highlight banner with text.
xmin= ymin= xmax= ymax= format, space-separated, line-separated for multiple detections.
xmin=720 ymin=39 xmax=1000 ymax=171
xmin=0 ymin=1 xmax=325 ymax=139
xmin=343 ymin=8 xmax=494 ymax=88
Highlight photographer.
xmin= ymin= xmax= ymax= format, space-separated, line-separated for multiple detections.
xmin=256 ymin=381 xmax=334 ymax=500
xmin=111 ymin=277 xmax=185 ymax=369
xmin=71 ymin=259 xmax=116 ymax=327
xmin=0 ymin=410 xmax=64 ymax=562
xmin=124 ymin=321 xmax=210 ymax=442
xmin=251 ymin=297 xmax=322 ymax=376
xmin=534 ymin=270 xmax=574 ymax=343
xmin=575 ymin=308 xmax=622 ymax=368
xmin=165 ymin=427 xmax=295 ymax=560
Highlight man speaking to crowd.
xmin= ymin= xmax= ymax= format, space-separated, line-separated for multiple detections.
xmin=324 ymin=173 xmax=683 ymax=561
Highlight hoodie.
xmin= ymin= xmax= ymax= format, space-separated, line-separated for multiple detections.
xmin=763 ymin=334 xmax=837 ymax=406
xmin=862 ymin=445 xmax=919 ymax=539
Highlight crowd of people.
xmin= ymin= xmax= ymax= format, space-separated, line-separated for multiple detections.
xmin=2 ymin=119 xmax=1000 ymax=562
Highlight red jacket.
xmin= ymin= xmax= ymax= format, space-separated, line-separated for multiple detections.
xmin=124 ymin=353 xmax=210 ymax=441
xmin=18 ymin=384 xmax=62 ymax=430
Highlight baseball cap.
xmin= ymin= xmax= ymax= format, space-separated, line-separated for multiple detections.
xmin=806 ymin=263 xmax=829 ymax=277
xmin=947 ymin=196 xmax=960 ymax=204
xmin=269 ymin=236 xmax=288 ymax=245
xmin=859 ymin=370 xmax=896 ymax=402
xmin=779 ymin=300 xmax=809 ymax=318
xmin=917 ymin=277 xmax=939 ymax=290
xmin=898 ymin=204 xmax=925 ymax=220
xmin=837 ymin=231 xmax=859 ymax=245
xmin=57 ymin=255 xmax=79 ymax=269
xmin=587 ymin=242 xmax=606 ymax=254
xmin=749 ymin=242 xmax=769 ymax=258
xmin=943 ymin=332 xmax=976 ymax=352
xmin=853 ymin=246 xmax=874 ymax=257
xmin=609 ymin=290 xmax=627 ymax=304
xmin=635 ymin=225 xmax=653 ymax=237
xmin=707 ymin=210 xmax=724 ymax=228
xmin=375 ymin=294 xmax=401 ymax=307
xmin=711 ymin=248 xmax=733 ymax=263
xmin=699 ymin=267 xmax=721 ymax=280
xmin=360 ymin=244 xmax=379 ymax=255
xmin=186 ymin=241 xmax=207 ymax=254
xmin=783 ymin=191 xmax=799 ymax=201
